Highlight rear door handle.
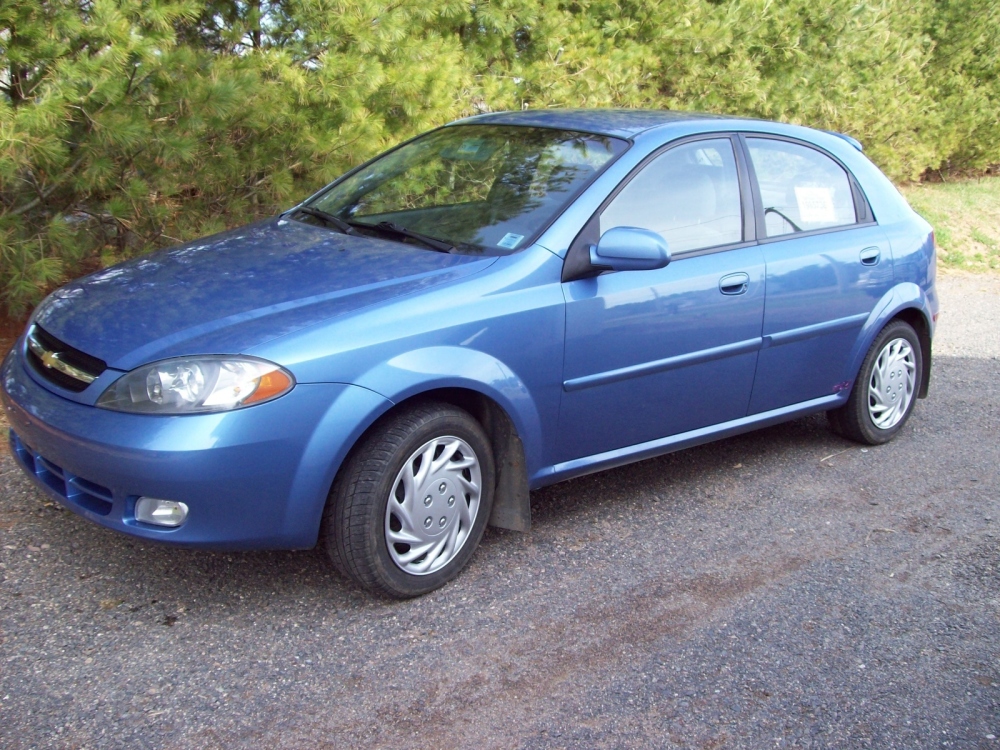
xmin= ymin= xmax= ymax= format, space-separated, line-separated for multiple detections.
xmin=719 ymin=272 xmax=750 ymax=295
xmin=860 ymin=246 xmax=881 ymax=265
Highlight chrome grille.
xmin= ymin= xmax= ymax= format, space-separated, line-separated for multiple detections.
xmin=25 ymin=325 xmax=107 ymax=392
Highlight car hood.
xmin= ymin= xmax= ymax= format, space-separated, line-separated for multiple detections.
xmin=32 ymin=218 xmax=496 ymax=371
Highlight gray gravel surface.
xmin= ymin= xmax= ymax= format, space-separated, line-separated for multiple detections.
xmin=934 ymin=271 xmax=1000 ymax=357
xmin=1 ymin=272 xmax=998 ymax=749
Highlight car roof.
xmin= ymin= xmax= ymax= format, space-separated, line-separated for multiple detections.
xmin=451 ymin=108 xmax=734 ymax=139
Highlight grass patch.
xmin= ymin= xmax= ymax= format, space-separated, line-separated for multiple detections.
xmin=901 ymin=176 xmax=1000 ymax=271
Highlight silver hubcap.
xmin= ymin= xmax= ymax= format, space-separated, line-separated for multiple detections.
xmin=868 ymin=337 xmax=916 ymax=430
xmin=385 ymin=436 xmax=482 ymax=576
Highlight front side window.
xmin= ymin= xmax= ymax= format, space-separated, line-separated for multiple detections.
xmin=309 ymin=125 xmax=627 ymax=255
xmin=746 ymin=138 xmax=857 ymax=237
xmin=600 ymin=138 xmax=743 ymax=254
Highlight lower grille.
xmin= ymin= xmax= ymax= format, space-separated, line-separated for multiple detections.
xmin=9 ymin=431 xmax=114 ymax=516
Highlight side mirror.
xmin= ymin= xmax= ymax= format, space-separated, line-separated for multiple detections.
xmin=590 ymin=226 xmax=670 ymax=272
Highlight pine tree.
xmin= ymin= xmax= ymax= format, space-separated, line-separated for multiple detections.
xmin=2 ymin=0 xmax=998 ymax=315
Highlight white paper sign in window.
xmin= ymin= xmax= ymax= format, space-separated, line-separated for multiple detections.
xmin=794 ymin=186 xmax=837 ymax=224
xmin=496 ymin=232 xmax=524 ymax=249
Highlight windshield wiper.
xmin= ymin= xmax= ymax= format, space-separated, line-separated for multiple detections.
xmin=351 ymin=220 xmax=455 ymax=254
xmin=293 ymin=206 xmax=359 ymax=236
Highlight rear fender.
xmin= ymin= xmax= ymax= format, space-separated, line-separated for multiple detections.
xmin=847 ymin=283 xmax=934 ymax=399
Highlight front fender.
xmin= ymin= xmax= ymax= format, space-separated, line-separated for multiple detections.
xmin=352 ymin=345 xmax=545 ymax=475
xmin=285 ymin=383 xmax=393 ymax=547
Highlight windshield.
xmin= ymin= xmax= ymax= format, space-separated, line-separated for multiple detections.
xmin=306 ymin=125 xmax=628 ymax=255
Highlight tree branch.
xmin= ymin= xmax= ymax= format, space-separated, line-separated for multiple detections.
xmin=5 ymin=154 xmax=88 ymax=217
xmin=123 ymin=63 xmax=139 ymax=98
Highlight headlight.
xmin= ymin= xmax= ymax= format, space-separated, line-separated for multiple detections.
xmin=97 ymin=356 xmax=294 ymax=414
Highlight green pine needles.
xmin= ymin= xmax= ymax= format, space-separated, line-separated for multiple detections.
xmin=2 ymin=0 xmax=998 ymax=315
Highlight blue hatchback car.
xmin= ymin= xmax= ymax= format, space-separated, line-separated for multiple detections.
xmin=2 ymin=110 xmax=937 ymax=596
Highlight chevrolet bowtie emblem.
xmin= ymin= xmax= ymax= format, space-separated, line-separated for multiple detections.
xmin=26 ymin=327 xmax=98 ymax=385
xmin=40 ymin=350 xmax=61 ymax=369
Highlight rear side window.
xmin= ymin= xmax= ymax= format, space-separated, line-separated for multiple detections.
xmin=600 ymin=138 xmax=743 ymax=254
xmin=746 ymin=138 xmax=856 ymax=237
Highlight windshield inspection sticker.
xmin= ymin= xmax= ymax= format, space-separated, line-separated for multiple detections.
xmin=496 ymin=233 xmax=524 ymax=249
xmin=794 ymin=186 xmax=837 ymax=223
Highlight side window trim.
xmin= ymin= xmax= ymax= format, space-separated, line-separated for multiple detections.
xmin=736 ymin=133 xmax=877 ymax=243
xmin=737 ymin=133 xmax=767 ymax=240
xmin=732 ymin=132 xmax=758 ymax=243
xmin=562 ymin=133 xmax=753 ymax=282
xmin=850 ymin=174 xmax=873 ymax=223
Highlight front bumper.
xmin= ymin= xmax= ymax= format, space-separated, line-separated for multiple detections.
xmin=1 ymin=346 xmax=390 ymax=549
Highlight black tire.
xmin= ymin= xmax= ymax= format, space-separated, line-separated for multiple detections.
xmin=321 ymin=402 xmax=495 ymax=598
xmin=827 ymin=319 xmax=923 ymax=445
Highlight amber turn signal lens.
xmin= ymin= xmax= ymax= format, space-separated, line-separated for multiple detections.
xmin=244 ymin=369 xmax=293 ymax=405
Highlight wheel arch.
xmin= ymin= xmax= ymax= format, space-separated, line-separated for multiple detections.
xmin=849 ymin=283 xmax=934 ymax=400
xmin=329 ymin=345 xmax=543 ymax=532
xmin=891 ymin=307 xmax=932 ymax=398
xmin=389 ymin=387 xmax=531 ymax=531
xmin=330 ymin=386 xmax=532 ymax=533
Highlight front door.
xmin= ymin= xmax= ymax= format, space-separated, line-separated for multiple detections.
xmin=558 ymin=136 xmax=766 ymax=462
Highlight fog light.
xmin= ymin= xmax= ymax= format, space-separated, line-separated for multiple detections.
xmin=135 ymin=497 xmax=189 ymax=527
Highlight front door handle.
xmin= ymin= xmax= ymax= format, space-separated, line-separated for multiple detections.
xmin=860 ymin=246 xmax=881 ymax=266
xmin=719 ymin=272 xmax=750 ymax=295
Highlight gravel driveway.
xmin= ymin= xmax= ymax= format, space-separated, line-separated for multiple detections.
xmin=1 ymin=271 xmax=998 ymax=749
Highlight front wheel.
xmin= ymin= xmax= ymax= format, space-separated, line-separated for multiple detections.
xmin=828 ymin=319 xmax=922 ymax=445
xmin=322 ymin=402 xmax=495 ymax=598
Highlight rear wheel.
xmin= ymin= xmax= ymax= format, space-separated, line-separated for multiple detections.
xmin=828 ymin=319 xmax=922 ymax=445
xmin=322 ymin=402 xmax=495 ymax=598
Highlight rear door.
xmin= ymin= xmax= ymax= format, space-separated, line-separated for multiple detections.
xmin=741 ymin=136 xmax=893 ymax=414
